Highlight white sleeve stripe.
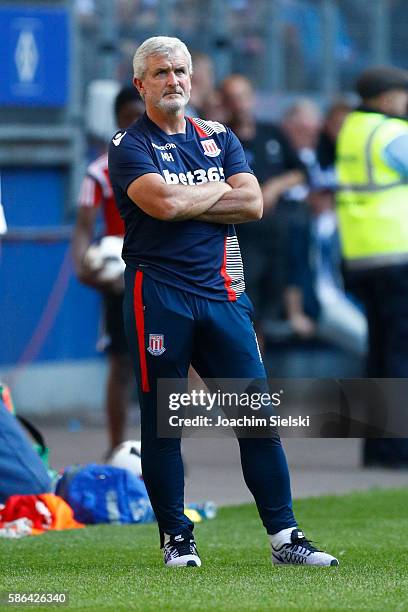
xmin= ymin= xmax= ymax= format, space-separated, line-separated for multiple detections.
xmin=88 ymin=165 xmax=112 ymax=197
xmin=78 ymin=176 xmax=96 ymax=207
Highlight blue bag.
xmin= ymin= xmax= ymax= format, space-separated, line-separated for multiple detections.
xmin=55 ymin=463 xmax=155 ymax=524
xmin=0 ymin=401 xmax=51 ymax=503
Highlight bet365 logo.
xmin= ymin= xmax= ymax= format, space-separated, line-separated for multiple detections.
xmin=162 ymin=167 xmax=225 ymax=185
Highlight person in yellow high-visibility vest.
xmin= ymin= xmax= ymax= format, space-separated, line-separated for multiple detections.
xmin=336 ymin=65 xmax=408 ymax=467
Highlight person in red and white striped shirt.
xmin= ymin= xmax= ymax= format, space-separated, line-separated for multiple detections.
xmin=72 ymin=87 xmax=145 ymax=455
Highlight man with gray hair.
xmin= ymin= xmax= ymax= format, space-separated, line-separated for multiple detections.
xmin=109 ymin=36 xmax=338 ymax=568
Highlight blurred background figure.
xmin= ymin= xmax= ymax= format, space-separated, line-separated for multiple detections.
xmin=282 ymin=98 xmax=367 ymax=356
xmin=220 ymin=74 xmax=307 ymax=347
xmin=282 ymin=99 xmax=322 ymax=156
xmin=71 ymin=87 xmax=145 ymax=456
xmin=188 ymin=51 xmax=225 ymax=121
xmin=281 ymin=99 xmax=322 ymax=198
xmin=284 ymin=184 xmax=367 ymax=357
xmin=277 ymin=100 xmax=324 ymax=253
xmin=316 ymin=100 xmax=352 ymax=172
xmin=336 ymin=65 xmax=408 ymax=467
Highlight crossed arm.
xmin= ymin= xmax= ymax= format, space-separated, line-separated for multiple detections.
xmin=126 ymin=172 xmax=263 ymax=224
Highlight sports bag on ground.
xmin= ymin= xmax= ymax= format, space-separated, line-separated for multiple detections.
xmin=0 ymin=401 xmax=51 ymax=504
xmin=55 ymin=463 xmax=155 ymax=524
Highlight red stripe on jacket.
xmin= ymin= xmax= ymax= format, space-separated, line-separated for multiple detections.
xmin=220 ymin=237 xmax=237 ymax=301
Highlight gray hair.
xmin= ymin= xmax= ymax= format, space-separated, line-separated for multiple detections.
xmin=133 ymin=36 xmax=193 ymax=80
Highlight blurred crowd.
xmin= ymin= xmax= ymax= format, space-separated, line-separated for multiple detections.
xmin=182 ymin=58 xmax=367 ymax=362
xmin=75 ymin=0 xmax=408 ymax=91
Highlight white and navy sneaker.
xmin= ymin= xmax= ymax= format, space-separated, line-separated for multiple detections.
xmin=271 ymin=528 xmax=339 ymax=566
xmin=163 ymin=532 xmax=201 ymax=567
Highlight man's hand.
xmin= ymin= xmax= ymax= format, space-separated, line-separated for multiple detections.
xmin=72 ymin=207 xmax=124 ymax=293
xmin=284 ymin=286 xmax=316 ymax=338
xmin=289 ymin=313 xmax=316 ymax=338
xmin=195 ymin=173 xmax=263 ymax=224
xmin=261 ymin=170 xmax=306 ymax=212
xmin=77 ymin=254 xmax=124 ymax=293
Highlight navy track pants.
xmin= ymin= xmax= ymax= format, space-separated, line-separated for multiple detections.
xmin=123 ymin=266 xmax=296 ymax=537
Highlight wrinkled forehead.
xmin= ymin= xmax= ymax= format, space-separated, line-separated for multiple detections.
xmin=145 ymin=50 xmax=190 ymax=72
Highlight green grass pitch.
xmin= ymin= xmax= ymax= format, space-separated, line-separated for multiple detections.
xmin=0 ymin=488 xmax=407 ymax=611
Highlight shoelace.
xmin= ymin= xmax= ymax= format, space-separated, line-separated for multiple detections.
xmin=273 ymin=534 xmax=323 ymax=564
xmin=165 ymin=538 xmax=197 ymax=559
xmin=290 ymin=534 xmax=321 ymax=554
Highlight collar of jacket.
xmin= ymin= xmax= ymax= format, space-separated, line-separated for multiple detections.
xmin=356 ymin=105 xmax=408 ymax=122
